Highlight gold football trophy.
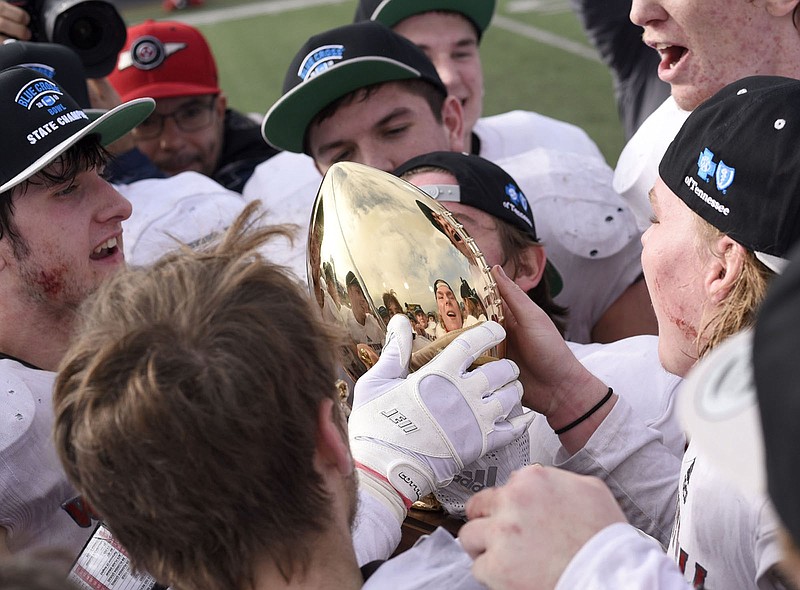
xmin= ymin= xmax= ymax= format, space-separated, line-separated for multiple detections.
xmin=307 ymin=161 xmax=505 ymax=512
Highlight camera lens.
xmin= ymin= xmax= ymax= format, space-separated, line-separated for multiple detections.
xmin=68 ymin=16 xmax=103 ymax=51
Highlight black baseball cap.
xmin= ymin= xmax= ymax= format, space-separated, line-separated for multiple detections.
xmin=0 ymin=40 xmax=92 ymax=110
xmin=262 ymin=21 xmax=447 ymax=154
xmin=394 ymin=151 xmax=563 ymax=296
xmin=353 ymin=0 xmax=496 ymax=40
xmin=0 ymin=66 xmax=154 ymax=194
xmin=659 ymin=75 xmax=800 ymax=273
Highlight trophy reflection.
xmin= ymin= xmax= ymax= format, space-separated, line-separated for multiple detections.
xmin=307 ymin=162 xmax=504 ymax=511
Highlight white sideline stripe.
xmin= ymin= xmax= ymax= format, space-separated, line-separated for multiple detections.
xmin=169 ymin=0 xmax=349 ymax=26
xmin=167 ymin=0 xmax=601 ymax=66
xmin=492 ymin=15 xmax=602 ymax=64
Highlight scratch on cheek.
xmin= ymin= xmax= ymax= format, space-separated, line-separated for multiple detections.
xmin=36 ymin=268 xmax=65 ymax=298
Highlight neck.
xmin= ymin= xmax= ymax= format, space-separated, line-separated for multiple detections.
xmin=0 ymin=297 xmax=74 ymax=371
xmin=251 ymin=526 xmax=363 ymax=590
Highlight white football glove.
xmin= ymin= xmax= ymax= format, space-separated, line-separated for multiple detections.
xmin=350 ymin=314 xmax=533 ymax=524
xmin=435 ymin=406 xmax=531 ymax=518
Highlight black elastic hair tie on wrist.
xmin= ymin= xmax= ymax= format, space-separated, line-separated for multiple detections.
xmin=554 ymin=387 xmax=614 ymax=435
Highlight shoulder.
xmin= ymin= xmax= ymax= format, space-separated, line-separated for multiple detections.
xmin=243 ymin=151 xmax=321 ymax=202
xmin=120 ymin=172 xmax=247 ymax=266
xmin=476 ymin=110 xmax=604 ymax=161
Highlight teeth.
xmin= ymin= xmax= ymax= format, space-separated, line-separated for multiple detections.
xmin=654 ymin=42 xmax=671 ymax=51
xmin=93 ymin=237 xmax=117 ymax=255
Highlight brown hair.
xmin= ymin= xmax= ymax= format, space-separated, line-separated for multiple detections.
xmin=694 ymin=217 xmax=774 ymax=358
xmin=0 ymin=135 xmax=108 ymax=257
xmin=53 ymin=202 xmax=347 ymax=590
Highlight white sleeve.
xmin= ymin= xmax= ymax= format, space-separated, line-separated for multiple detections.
xmin=363 ymin=528 xmax=484 ymax=589
xmin=556 ymin=523 xmax=689 ymax=590
xmin=352 ymin=488 xmax=402 ymax=565
xmin=555 ymin=398 xmax=682 ymax=545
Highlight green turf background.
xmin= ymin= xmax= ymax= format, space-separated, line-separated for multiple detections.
xmin=119 ymin=0 xmax=626 ymax=164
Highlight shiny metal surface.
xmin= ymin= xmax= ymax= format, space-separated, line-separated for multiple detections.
xmin=308 ymin=162 xmax=503 ymax=381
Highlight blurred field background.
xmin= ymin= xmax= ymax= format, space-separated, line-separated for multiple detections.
xmin=117 ymin=0 xmax=626 ymax=164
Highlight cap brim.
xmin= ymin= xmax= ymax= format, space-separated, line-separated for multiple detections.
xmin=369 ymin=0 xmax=495 ymax=34
xmin=117 ymin=83 xmax=220 ymax=103
xmin=0 ymin=97 xmax=154 ymax=194
xmin=677 ymin=329 xmax=765 ymax=497
xmin=544 ymin=261 xmax=563 ymax=297
xmin=262 ymin=57 xmax=422 ymax=153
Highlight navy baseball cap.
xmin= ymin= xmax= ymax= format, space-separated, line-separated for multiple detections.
xmin=0 ymin=66 xmax=154 ymax=193
xmin=659 ymin=75 xmax=800 ymax=274
xmin=395 ymin=151 xmax=563 ymax=296
xmin=0 ymin=40 xmax=92 ymax=110
xmin=262 ymin=21 xmax=447 ymax=154
xmin=353 ymin=0 xmax=496 ymax=40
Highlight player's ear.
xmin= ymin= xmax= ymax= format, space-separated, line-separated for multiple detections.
xmin=705 ymin=236 xmax=746 ymax=305
xmin=441 ymin=95 xmax=465 ymax=152
xmin=509 ymin=244 xmax=546 ymax=292
xmin=315 ymin=397 xmax=352 ymax=476
xmin=214 ymin=92 xmax=227 ymax=116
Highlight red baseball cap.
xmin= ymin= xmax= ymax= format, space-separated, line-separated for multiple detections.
xmin=109 ymin=20 xmax=221 ymax=103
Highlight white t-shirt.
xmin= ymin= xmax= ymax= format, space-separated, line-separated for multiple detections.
xmin=0 ymin=360 xmax=93 ymax=564
xmin=613 ymin=96 xmax=692 ymax=232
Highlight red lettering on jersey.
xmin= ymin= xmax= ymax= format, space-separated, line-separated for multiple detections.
xmin=676 ymin=547 xmax=707 ymax=589
xmin=692 ymin=563 xmax=708 ymax=589
xmin=678 ymin=548 xmax=688 ymax=573
xmin=61 ymin=496 xmax=100 ymax=528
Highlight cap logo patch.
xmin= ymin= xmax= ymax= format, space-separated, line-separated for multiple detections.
xmin=298 ymin=44 xmax=344 ymax=81
xmin=15 ymin=77 xmax=62 ymax=110
xmin=697 ymin=147 xmax=735 ymax=194
xmin=505 ymin=183 xmax=528 ymax=212
xmin=502 ymin=183 xmax=533 ymax=228
xmin=117 ymin=36 xmax=188 ymax=71
xmin=697 ymin=148 xmax=717 ymax=182
xmin=715 ymin=161 xmax=735 ymax=193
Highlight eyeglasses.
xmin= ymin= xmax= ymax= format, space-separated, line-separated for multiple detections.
xmin=132 ymin=97 xmax=217 ymax=139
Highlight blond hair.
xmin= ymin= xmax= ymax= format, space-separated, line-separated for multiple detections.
xmin=694 ymin=217 xmax=774 ymax=358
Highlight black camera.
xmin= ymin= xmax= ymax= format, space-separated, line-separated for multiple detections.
xmin=11 ymin=0 xmax=127 ymax=78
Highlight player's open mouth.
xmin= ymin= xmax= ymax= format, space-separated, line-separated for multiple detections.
xmin=91 ymin=237 xmax=119 ymax=260
xmin=447 ymin=311 xmax=458 ymax=318
xmin=654 ymin=42 xmax=687 ymax=71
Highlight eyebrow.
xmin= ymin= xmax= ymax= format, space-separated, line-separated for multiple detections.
xmin=647 ymin=188 xmax=657 ymax=208
xmin=314 ymin=106 xmax=413 ymax=156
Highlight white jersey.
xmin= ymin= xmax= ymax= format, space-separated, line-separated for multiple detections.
xmin=474 ymin=109 xmax=606 ymax=163
xmin=613 ymin=96 xmax=692 ymax=232
xmin=551 ymin=372 xmax=787 ymax=588
xmin=117 ymin=172 xmax=251 ymax=267
xmin=666 ymin=442 xmax=783 ymax=589
xmin=0 ymin=359 xmax=93 ymax=564
xmin=497 ymin=148 xmax=644 ymax=343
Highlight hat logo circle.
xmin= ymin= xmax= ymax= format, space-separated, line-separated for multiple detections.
xmin=131 ymin=36 xmax=166 ymax=71
xmin=775 ymin=119 xmax=786 ymax=130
